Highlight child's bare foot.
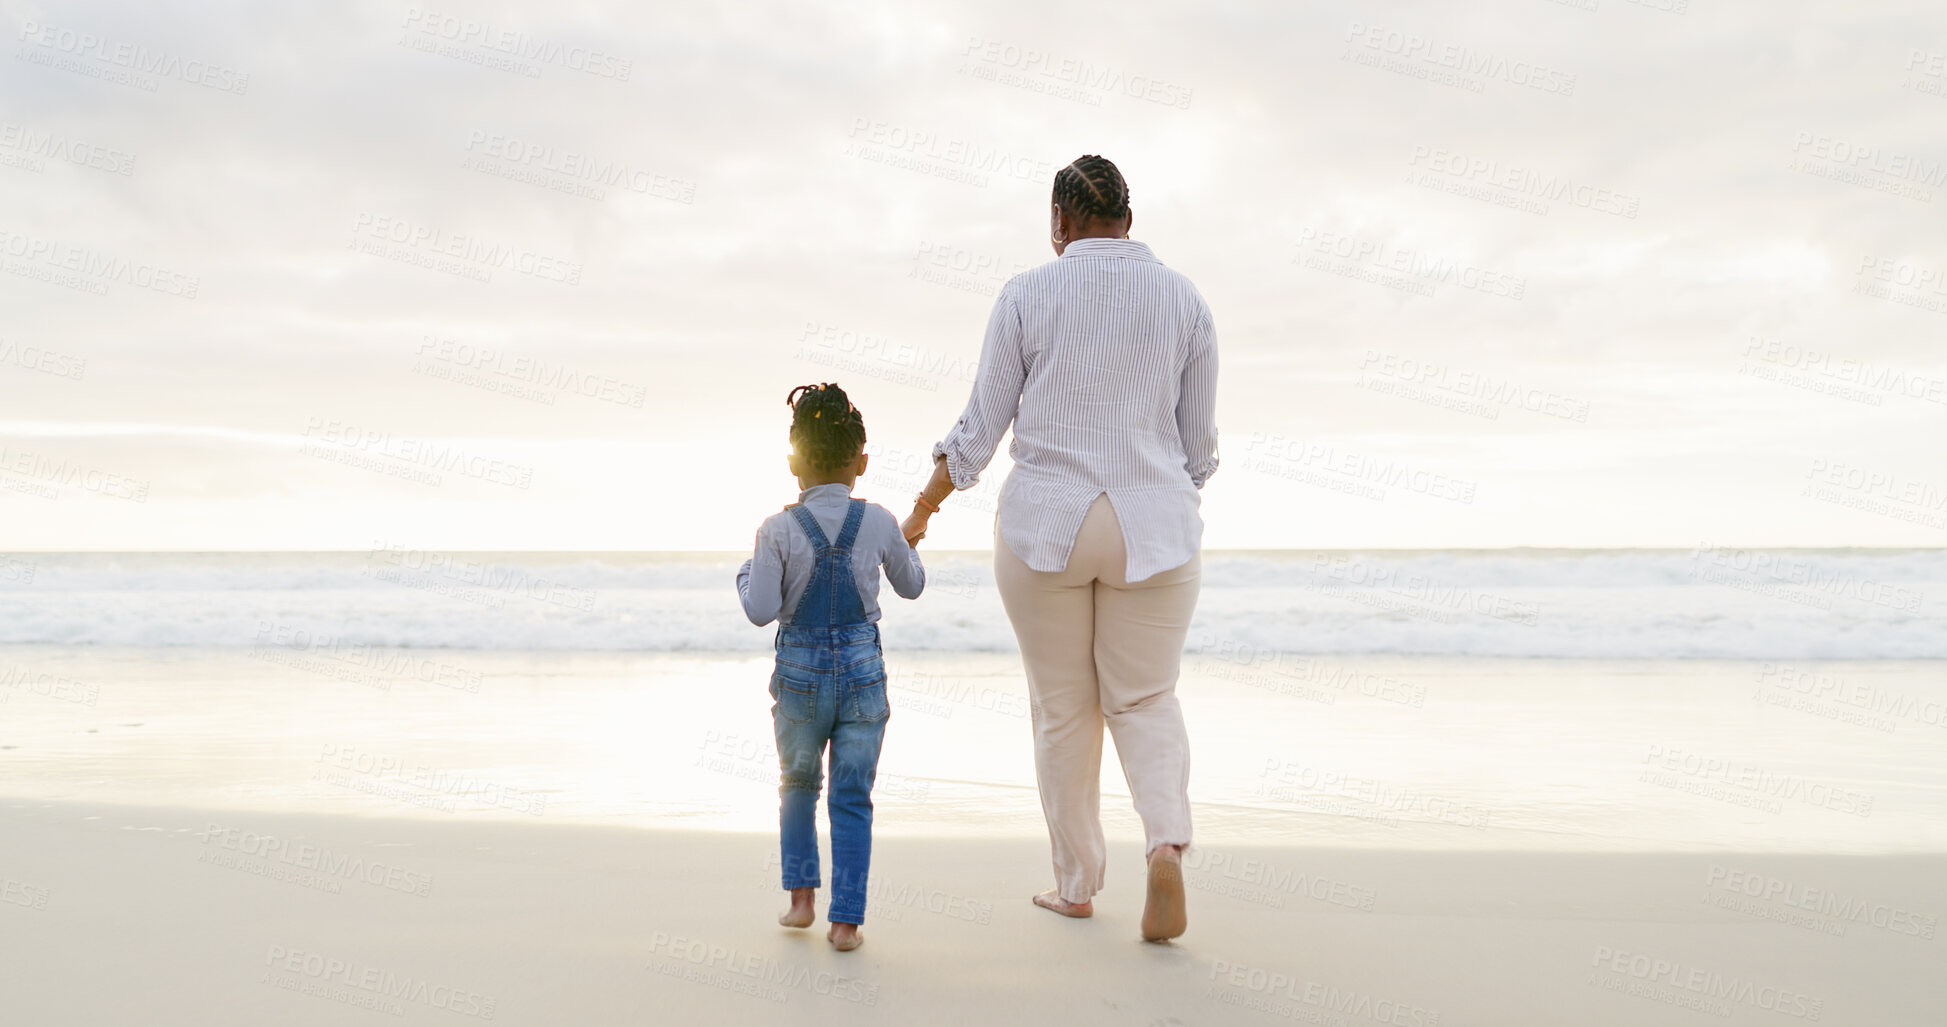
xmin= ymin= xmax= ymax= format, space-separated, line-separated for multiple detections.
xmin=778 ymin=887 xmax=815 ymax=928
xmin=1141 ymin=844 xmax=1187 ymax=942
xmin=1031 ymin=890 xmax=1093 ymax=918
xmin=827 ymin=923 xmax=863 ymax=951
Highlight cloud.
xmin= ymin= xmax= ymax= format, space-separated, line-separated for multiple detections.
xmin=2 ymin=0 xmax=1944 ymax=547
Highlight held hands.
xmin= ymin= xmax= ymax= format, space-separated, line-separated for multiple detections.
xmin=900 ymin=509 xmax=929 ymax=549
xmin=905 ymin=457 xmax=949 ymax=549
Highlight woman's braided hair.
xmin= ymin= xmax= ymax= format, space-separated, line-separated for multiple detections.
xmin=1052 ymin=154 xmax=1130 ymax=224
xmin=786 ymin=382 xmax=867 ymax=473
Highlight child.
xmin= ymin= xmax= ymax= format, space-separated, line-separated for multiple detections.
xmin=736 ymin=382 xmax=925 ymax=951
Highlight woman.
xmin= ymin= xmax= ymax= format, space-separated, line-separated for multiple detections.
xmin=901 ymin=155 xmax=1218 ymax=942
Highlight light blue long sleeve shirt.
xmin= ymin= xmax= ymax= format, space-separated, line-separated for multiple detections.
xmin=736 ymin=483 xmax=926 ymax=627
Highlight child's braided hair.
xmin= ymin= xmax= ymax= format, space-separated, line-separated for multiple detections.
xmin=786 ymin=382 xmax=867 ymax=473
xmin=1052 ymin=154 xmax=1130 ymax=224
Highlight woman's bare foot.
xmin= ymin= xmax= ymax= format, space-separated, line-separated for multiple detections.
xmin=778 ymin=887 xmax=815 ymax=928
xmin=1141 ymin=844 xmax=1188 ymax=942
xmin=1031 ymin=890 xmax=1093 ymax=918
xmin=827 ymin=923 xmax=863 ymax=951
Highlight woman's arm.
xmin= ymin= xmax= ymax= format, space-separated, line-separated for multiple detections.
xmin=903 ymin=283 xmax=1027 ymax=544
xmin=1177 ymin=311 xmax=1219 ymax=488
xmin=900 ymin=456 xmax=954 ymax=546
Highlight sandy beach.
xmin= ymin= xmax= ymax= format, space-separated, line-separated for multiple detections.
xmin=4 ymin=643 xmax=1945 ymax=1024
xmin=5 ymin=798 xmax=1943 ymax=1025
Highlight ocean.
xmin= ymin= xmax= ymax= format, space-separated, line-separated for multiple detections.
xmin=3 ymin=548 xmax=1944 ymax=855
xmin=0 ymin=546 xmax=1942 ymax=657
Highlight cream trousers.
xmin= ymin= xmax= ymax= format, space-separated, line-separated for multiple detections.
xmin=994 ymin=493 xmax=1200 ymax=904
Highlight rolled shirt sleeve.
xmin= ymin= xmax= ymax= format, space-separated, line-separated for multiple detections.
xmin=932 ymin=281 xmax=1027 ymax=490
xmin=1177 ymin=309 xmax=1220 ymax=489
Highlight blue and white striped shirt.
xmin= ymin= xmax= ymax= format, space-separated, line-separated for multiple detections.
xmin=933 ymin=237 xmax=1219 ymax=583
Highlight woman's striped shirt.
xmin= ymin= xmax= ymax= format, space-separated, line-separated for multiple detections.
xmin=932 ymin=237 xmax=1219 ymax=583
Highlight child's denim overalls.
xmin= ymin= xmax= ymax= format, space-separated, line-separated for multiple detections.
xmin=771 ymin=498 xmax=889 ymax=925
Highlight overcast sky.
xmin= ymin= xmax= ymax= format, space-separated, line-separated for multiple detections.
xmin=2 ymin=0 xmax=1944 ymax=551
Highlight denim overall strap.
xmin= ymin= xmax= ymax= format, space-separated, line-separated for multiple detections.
xmin=781 ymin=500 xmax=870 ymax=634
xmin=832 ymin=497 xmax=866 ymax=552
xmin=787 ymin=501 xmax=832 ymax=553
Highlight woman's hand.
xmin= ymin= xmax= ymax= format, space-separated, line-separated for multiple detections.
xmin=903 ymin=454 xmax=951 ymax=548
xmin=900 ymin=509 xmax=929 ymax=548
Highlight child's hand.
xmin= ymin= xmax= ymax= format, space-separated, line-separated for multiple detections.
xmin=900 ymin=510 xmax=928 ymax=549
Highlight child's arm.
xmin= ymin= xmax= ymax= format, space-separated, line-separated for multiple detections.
xmin=736 ymin=518 xmax=788 ymax=626
xmin=881 ymin=511 xmax=926 ymax=600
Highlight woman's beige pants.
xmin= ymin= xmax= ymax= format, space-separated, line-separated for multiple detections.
xmin=994 ymin=493 xmax=1200 ymax=904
